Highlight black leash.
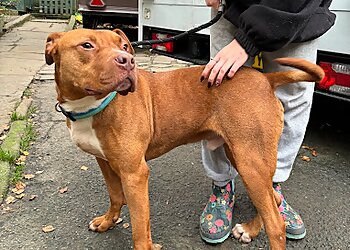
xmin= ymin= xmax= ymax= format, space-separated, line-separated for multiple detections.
xmin=131 ymin=0 xmax=226 ymax=47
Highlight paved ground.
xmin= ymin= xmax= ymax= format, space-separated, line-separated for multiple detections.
xmin=0 ymin=20 xmax=349 ymax=250
xmin=0 ymin=18 xmax=67 ymax=135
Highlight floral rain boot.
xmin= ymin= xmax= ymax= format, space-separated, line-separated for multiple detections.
xmin=200 ymin=180 xmax=234 ymax=244
xmin=274 ymin=183 xmax=306 ymax=240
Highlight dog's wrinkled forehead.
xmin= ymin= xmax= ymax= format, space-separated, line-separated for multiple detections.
xmin=63 ymin=29 xmax=133 ymax=52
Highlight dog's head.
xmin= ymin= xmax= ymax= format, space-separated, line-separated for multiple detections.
xmin=45 ymin=29 xmax=136 ymax=101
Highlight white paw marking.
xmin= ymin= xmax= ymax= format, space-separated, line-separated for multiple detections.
xmin=232 ymin=224 xmax=252 ymax=243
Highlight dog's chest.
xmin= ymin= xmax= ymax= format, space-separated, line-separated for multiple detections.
xmin=68 ymin=118 xmax=106 ymax=159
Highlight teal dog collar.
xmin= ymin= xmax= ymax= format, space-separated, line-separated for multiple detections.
xmin=55 ymin=91 xmax=117 ymax=122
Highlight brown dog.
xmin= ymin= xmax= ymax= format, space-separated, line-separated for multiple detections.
xmin=45 ymin=29 xmax=324 ymax=250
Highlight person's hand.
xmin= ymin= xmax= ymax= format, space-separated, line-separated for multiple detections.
xmin=205 ymin=0 xmax=220 ymax=9
xmin=201 ymin=39 xmax=249 ymax=88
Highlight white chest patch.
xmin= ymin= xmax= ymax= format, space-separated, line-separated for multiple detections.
xmin=68 ymin=117 xmax=106 ymax=159
xmin=61 ymin=94 xmax=111 ymax=160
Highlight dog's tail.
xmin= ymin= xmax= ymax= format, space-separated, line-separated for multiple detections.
xmin=264 ymin=58 xmax=325 ymax=90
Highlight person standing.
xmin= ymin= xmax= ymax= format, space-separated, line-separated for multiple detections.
xmin=199 ymin=0 xmax=335 ymax=244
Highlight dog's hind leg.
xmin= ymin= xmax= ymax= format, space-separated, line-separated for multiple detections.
xmin=224 ymin=143 xmax=286 ymax=249
xmin=89 ymin=157 xmax=126 ymax=232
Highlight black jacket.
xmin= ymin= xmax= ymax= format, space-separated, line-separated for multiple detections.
xmin=224 ymin=0 xmax=336 ymax=56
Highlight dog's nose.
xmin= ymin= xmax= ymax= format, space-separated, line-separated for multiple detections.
xmin=115 ymin=54 xmax=135 ymax=71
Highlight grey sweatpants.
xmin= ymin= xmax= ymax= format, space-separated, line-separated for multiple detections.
xmin=202 ymin=12 xmax=318 ymax=186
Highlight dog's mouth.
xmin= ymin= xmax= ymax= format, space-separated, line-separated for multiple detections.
xmin=115 ymin=77 xmax=134 ymax=96
xmin=85 ymin=76 xmax=135 ymax=96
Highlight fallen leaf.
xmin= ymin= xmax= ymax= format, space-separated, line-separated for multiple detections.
xmin=13 ymin=182 xmax=26 ymax=194
xmin=311 ymin=150 xmax=317 ymax=157
xmin=22 ymin=151 xmax=29 ymax=156
xmin=115 ymin=218 xmax=123 ymax=224
xmin=152 ymin=243 xmax=163 ymax=250
xmin=12 ymin=187 xmax=25 ymax=195
xmin=122 ymin=223 xmax=129 ymax=229
xmin=42 ymin=225 xmax=55 ymax=233
xmin=301 ymin=156 xmax=311 ymax=162
xmin=80 ymin=166 xmax=88 ymax=171
xmin=5 ymin=196 xmax=16 ymax=204
xmin=59 ymin=187 xmax=68 ymax=194
xmin=2 ymin=206 xmax=12 ymax=212
xmin=2 ymin=125 xmax=10 ymax=131
xmin=35 ymin=170 xmax=44 ymax=175
xmin=17 ymin=155 xmax=26 ymax=162
xmin=29 ymin=195 xmax=37 ymax=201
xmin=23 ymin=174 xmax=35 ymax=180
xmin=15 ymin=193 xmax=26 ymax=199
xmin=15 ymin=181 xmax=26 ymax=189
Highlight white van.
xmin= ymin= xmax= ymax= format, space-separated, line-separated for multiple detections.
xmin=138 ymin=0 xmax=350 ymax=100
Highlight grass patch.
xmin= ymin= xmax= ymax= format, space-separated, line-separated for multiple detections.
xmin=23 ymin=87 xmax=32 ymax=98
xmin=10 ymin=111 xmax=26 ymax=121
xmin=0 ymin=148 xmax=16 ymax=164
xmin=11 ymin=163 xmax=25 ymax=184
xmin=9 ymin=122 xmax=37 ymax=184
xmin=19 ymin=122 xmax=36 ymax=151
xmin=28 ymin=106 xmax=37 ymax=116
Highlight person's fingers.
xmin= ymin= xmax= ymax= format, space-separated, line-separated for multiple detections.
xmin=215 ymin=58 xmax=236 ymax=86
xmin=201 ymin=57 xmax=219 ymax=82
xmin=227 ymin=57 xmax=246 ymax=78
xmin=208 ymin=59 xmax=226 ymax=87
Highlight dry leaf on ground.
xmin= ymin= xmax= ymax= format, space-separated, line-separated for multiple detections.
xmin=35 ymin=170 xmax=44 ymax=175
xmin=122 ymin=223 xmax=130 ymax=229
xmin=302 ymin=145 xmax=315 ymax=151
xmin=80 ymin=166 xmax=88 ymax=171
xmin=29 ymin=195 xmax=37 ymax=201
xmin=24 ymin=174 xmax=35 ymax=180
xmin=12 ymin=187 xmax=24 ymax=195
xmin=42 ymin=225 xmax=55 ymax=233
xmin=22 ymin=151 xmax=29 ymax=156
xmin=5 ymin=196 xmax=16 ymax=204
xmin=152 ymin=243 xmax=162 ymax=250
xmin=15 ymin=193 xmax=26 ymax=199
xmin=16 ymin=181 xmax=26 ymax=189
xmin=59 ymin=187 xmax=68 ymax=194
xmin=301 ymin=156 xmax=311 ymax=162
xmin=17 ymin=155 xmax=27 ymax=163
xmin=312 ymin=150 xmax=318 ymax=157
xmin=2 ymin=206 xmax=12 ymax=213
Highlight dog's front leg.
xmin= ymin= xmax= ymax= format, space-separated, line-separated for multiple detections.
xmin=89 ymin=157 xmax=126 ymax=232
xmin=113 ymin=157 xmax=153 ymax=250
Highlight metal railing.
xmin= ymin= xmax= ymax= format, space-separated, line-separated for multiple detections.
xmin=40 ymin=0 xmax=76 ymax=15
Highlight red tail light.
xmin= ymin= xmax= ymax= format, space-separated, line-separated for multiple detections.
xmin=151 ymin=33 xmax=174 ymax=53
xmin=317 ymin=61 xmax=350 ymax=96
xmin=89 ymin=0 xmax=105 ymax=7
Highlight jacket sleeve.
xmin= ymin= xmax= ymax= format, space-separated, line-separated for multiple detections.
xmin=224 ymin=0 xmax=326 ymax=56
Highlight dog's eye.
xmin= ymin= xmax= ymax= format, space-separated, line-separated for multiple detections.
xmin=81 ymin=42 xmax=94 ymax=49
xmin=123 ymin=44 xmax=128 ymax=51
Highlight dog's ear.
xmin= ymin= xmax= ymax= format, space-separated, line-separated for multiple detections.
xmin=45 ymin=32 xmax=64 ymax=65
xmin=113 ymin=29 xmax=135 ymax=55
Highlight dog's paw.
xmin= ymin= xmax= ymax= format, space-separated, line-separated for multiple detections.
xmin=88 ymin=215 xmax=119 ymax=232
xmin=232 ymin=224 xmax=252 ymax=243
